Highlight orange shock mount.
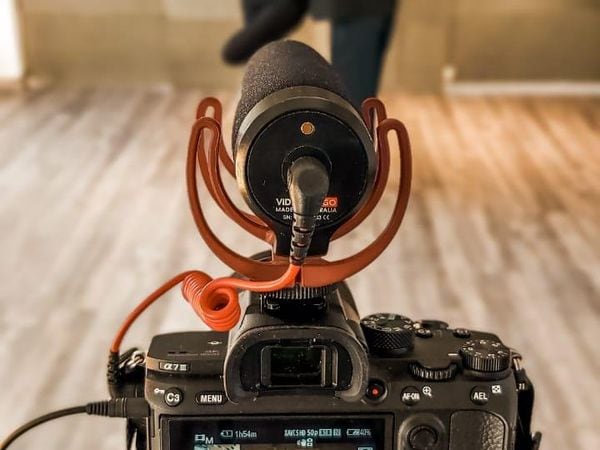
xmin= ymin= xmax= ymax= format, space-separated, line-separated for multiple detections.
xmin=110 ymin=97 xmax=411 ymax=354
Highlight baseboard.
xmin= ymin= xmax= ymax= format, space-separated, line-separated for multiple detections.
xmin=445 ymin=81 xmax=600 ymax=97
xmin=0 ymin=77 xmax=24 ymax=93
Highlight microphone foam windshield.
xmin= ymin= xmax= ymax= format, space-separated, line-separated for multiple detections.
xmin=232 ymin=40 xmax=353 ymax=148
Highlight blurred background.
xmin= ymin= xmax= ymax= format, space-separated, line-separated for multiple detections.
xmin=0 ymin=0 xmax=598 ymax=449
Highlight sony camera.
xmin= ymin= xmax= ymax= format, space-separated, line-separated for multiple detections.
xmin=1 ymin=40 xmax=541 ymax=450
xmin=119 ymin=40 xmax=541 ymax=450
xmin=121 ymin=281 xmax=540 ymax=450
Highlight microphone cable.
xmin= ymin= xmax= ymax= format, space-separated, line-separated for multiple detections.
xmin=0 ymin=399 xmax=149 ymax=450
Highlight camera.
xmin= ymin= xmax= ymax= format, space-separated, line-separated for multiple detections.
xmin=107 ymin=40 xmax=541 ymax=450
xmin=133 ymin=281 xmax=539 ymax=450
xmin=1 ymin=40 xmax=541 ymax=450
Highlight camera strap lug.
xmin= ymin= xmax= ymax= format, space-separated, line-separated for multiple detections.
xmin=512 ymin=355 xmax=542 ymax=450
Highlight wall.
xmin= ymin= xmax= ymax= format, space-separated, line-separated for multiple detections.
xmin=380 ymin=0 xmax=600 ymax=92
xmin=19 ymin=0 xmax=328 ymax=89
xmin=20 ymin=0 xmax=241 ymax=87
xmin=18 ymin=0 xmax=600 ymax=92
xmin=0 ymin=0 xmax=24 ymax=83
xmin=449 ymin=0 xmax=600 ymax=81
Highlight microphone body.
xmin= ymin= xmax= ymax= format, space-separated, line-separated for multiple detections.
xmin=233 ymin=40 xmax=376 ymax=257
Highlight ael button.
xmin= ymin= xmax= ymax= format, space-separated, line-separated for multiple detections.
xmin=470 ymin=386 xmax=491 ymax=405
xmin=366 ymin=380 xmax=387 ymax=401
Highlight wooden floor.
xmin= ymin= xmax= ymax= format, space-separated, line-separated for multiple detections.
xmin=0 ymin=88 xmax=598 ymax=449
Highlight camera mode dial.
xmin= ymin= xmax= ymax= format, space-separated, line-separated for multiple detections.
xmin=361 ymin=313 xmax=414 ymax=355
xmin=459 ymin=339 xmax=511 ymax=372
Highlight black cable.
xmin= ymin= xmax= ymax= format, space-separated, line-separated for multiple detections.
xmin=287 ymin=156 xmax=330 ymax=265
xmin=1 ymin=399 xmax=149 ymax=450
xmin=0 ymin=406 xmax=86 ymax=450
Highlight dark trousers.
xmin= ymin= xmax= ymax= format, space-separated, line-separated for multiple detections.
xmin=331 ymin=13 xmax=395 ymax=105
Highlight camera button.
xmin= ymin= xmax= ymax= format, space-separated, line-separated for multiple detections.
xmin=470 ymin=386 xmax=490 ymax=405
xmin=366 ymin=380 xmax=387 ymax=401
xmin=453 ymin=328 xmax=471 ymax=338
xmin=408 ymin=425 xmax=438 ymax=450
xmin=401 ymin=386 xmax=421 ymax=405
xmin=195 ymin=391 xmax=227 ymax=405
xmin=415 ymin=328 xmax=433 ymax=338
xmin=164 ymin=387 xmax=184 ymax=407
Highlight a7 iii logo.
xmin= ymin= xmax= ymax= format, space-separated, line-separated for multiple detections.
xmin=159 ymin=361 xmax=189 ymax=372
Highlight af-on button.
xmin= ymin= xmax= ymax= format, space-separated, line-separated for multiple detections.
xmin=401 ymin=386 xmax=421 ymax=406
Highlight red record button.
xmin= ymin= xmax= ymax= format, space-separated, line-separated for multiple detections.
xmin=366 ymin=380 xmax=386 ymax=401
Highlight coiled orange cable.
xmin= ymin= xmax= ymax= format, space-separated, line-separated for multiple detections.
xmin=182 ymin=264 xmax=300 ymax=331
xmin=110 ymin=265 xmax=300 ymax=353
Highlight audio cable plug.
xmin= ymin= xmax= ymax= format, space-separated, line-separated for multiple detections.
xmin=287 ymin=156 xmax=330 ymax=265
xmin=0 ymin=398 xmax=150 ymax=450
xmin=85 ymin=398 xmax=150 ymax=419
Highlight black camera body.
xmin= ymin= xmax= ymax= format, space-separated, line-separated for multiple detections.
xmin=138 ymin=283 xmax=539 ymax=450
xmin=117 ymin=41 xmax=539 ymax=450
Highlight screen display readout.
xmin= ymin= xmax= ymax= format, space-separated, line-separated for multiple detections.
xmin=166 ymin=416 xmax=388 ymax=450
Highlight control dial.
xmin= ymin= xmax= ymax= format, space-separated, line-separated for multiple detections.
xmin=459 ymin=339 xmax=511 ymax=372
xmin=410 ymin=363 xmax=457 ymax=381
xmin=361 ymin=313 xmax=414 ymax=355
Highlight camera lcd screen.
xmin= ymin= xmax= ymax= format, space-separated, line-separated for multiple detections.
xmin=165 ymin=415 xmax=389 ymax=449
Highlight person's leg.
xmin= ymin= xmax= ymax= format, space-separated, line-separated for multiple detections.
xmin=242 ymin=0 xmax=271 ymax=24
xmin=331 ymin=12 xmax=395 ymax=105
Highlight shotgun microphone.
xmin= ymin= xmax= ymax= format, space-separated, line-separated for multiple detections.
xmin=232 ymin=40 xmax=376 ymax=258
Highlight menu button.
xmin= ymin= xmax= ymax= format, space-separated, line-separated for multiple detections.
xmin=195 ymin=391 xmax=227 ymax=405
